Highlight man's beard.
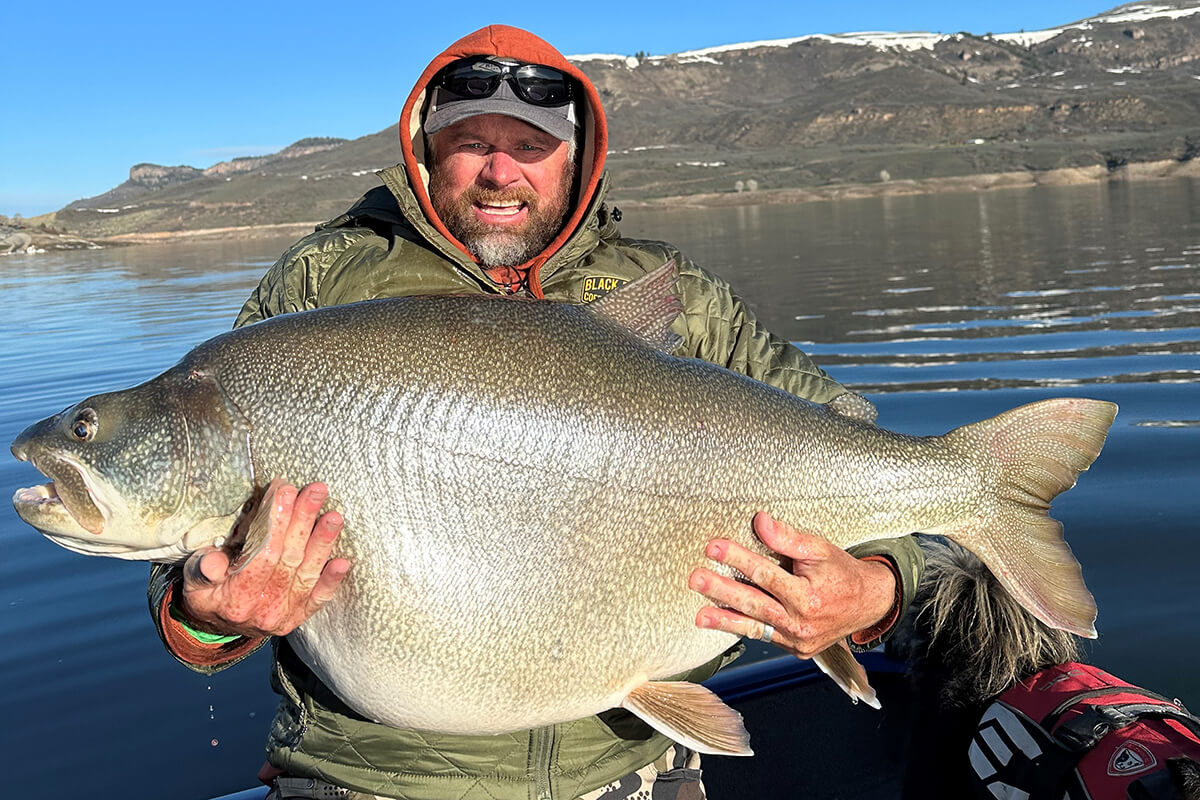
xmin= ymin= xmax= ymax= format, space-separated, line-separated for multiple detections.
xmin=430 ymin=166 xmax=574 ymax=268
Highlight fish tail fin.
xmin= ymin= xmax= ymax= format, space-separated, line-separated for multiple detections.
xmin=813 ymin=641 xmax=880 ymax=709
xmin=938 ymin=397 xmax=1117 ymax=639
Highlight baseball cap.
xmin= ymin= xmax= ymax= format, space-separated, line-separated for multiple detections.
xmin=424 ymin=56 xmax=579 ymax=141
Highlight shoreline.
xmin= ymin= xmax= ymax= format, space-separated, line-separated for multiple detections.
xmin=20 ymin=158 xmax=1200 ymax=250
xmin=105 ymin=220 xmax=324 ymax=244
xmin=618 ymin=158 xmax=1200 ymax=210
xmin=16 ymin=219 xmax=325 ymax=253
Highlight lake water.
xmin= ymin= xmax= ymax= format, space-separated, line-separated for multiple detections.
xmin=1 ymin=179 xmax=1197 ymax=799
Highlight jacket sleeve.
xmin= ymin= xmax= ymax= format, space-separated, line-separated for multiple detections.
xmin=234 ymin=227 xmax=387 ymax=328
xmin=672 ymin=257 xmax=852 ymax=405
xmin=664 ymin=247 xmax=925 ymax=645
xmin=845 ymin=536 xmax=925 ymax=650
xmin=147 ymin=562 xmax=268 ymax=674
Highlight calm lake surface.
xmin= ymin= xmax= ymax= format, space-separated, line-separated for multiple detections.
xmin=1 ymin=179 xmax=1197 ymax=799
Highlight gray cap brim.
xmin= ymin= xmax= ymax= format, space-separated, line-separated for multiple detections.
xmin=425 ymin=81 xmax=577 ymax=141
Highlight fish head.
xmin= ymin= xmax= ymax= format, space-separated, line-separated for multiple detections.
xmin=11 ymin=368 xmax=254 ymax=562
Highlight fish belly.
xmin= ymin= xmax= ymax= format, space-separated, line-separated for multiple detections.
xmin=269 ymin=406 xmax=965 ymax=734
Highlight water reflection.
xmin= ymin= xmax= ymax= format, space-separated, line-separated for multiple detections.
xmin=625 ymin=180 xmax=1200 ymax=397
xmin=2 ymin=183 xmax=1198 ymax=799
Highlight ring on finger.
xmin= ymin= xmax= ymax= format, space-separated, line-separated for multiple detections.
xmin=759 ymin=623 xmax=775 ymax=643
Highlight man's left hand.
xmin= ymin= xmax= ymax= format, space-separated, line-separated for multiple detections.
xmin=688 ymin=512 xmax=896 ymax=658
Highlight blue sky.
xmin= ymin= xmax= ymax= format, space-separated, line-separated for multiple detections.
xmin=1 ymin=0 xmax=1112 ymax=217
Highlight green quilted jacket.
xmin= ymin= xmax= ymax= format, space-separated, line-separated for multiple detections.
xmin=147 ymin=23 xmax=925 ymax=800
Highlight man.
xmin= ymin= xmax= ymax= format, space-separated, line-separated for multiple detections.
xmin=149 ymin=25 xmax=924 ymax=800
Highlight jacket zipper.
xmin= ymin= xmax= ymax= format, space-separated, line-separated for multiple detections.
xmin=531 ymin=725 xmax=556 ymax=800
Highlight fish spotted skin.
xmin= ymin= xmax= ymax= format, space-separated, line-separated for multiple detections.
xmin=10 ymin=267 xmax=1115 ymax=752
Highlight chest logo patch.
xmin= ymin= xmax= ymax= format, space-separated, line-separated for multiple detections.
xmin=1108 ymin=741 xmax=1156 ymax=776
xmin=581 ymin=276 xmax=630 ymax=303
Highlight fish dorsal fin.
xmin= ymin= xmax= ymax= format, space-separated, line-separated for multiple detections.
xmin=620 ymin=680 xmax=753 ymax=756
xmin=827 ymin=392 xmax=878 ymax=425
xmin=588 ymin=259 xmax=683 ymax=353
xmin=813 ymin=641 xmax=880 ymax=709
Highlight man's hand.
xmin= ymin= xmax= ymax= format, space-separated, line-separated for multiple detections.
xmin=179 ymin=480 xmax=350 ymax=639
xmin=688 ymin=512 xmax=895 ymax=658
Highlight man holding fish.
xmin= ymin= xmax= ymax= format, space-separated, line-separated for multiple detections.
xmin=11 ymin=21 xmax=1116 ymax=798
xmin=160 ymin=24 xmax=926 ymax=799
xmin=70 ymin=23 xmax=927 ymax=800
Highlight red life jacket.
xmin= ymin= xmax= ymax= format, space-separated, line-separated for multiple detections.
xmin=969 ymin=662 xmax=1200 ymax=800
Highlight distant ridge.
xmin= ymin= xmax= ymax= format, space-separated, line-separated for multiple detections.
xmin=66 ymin=138 xmax=351 ymax=214
xmin=569 ymin=0 xmax=1200 ymax=62
xmin=52 ymin=1 xmax=1200 ymax=239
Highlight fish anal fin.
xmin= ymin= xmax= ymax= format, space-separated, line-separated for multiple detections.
xmin=813 ymin=641 xmax=880 ymax=709
xmin=620 ymin=680 xmax=752 ymax=756
xmin=587 ymin=259 xmax=683 ymax=353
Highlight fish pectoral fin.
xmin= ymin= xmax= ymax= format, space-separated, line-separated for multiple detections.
xmin=813 ymin=641 xmax=880 ymax=709
xmin=620 ymin=681 xmax=752 ymax=756
xmin=228 ymin=477 xmax=285 ymax=574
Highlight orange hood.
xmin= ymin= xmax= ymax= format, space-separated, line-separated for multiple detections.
xmin=398 ymin=25 xmax=610 ymax=292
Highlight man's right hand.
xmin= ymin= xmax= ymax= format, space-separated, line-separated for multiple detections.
xmin=179 ymin=480 xmax=350 ymax=639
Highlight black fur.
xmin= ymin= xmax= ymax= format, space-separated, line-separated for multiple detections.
xmin=889 ymin=538 xmax=1198 ymax=800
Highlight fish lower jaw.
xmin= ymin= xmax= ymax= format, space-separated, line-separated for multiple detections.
xmin=12 ymin=482 xmax=78 ymax=532
xmin=14 ymin=481 xmax=60 ymax=507
xmin=12 ymin=483 xmax=102 ymax=543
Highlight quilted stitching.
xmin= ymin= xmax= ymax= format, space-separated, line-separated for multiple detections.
xmin=297 ymin=711 xmax=535 ymax=798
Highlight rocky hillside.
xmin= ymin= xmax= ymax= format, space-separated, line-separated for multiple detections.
xmin=52 ymin=1 xmax=1200 ymax=238
xmin=74 ymin=138 xmax=349 ymax=205
xmin=587 ymin=2 xmax=1200 ymax=197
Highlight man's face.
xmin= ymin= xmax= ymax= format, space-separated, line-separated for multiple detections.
xmin=429 ymin=114 xmax=575 ymax=268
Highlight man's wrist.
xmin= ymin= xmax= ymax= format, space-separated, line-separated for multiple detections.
xmin=167 ymin=597 xmax=243 ymax=644
xmin=849 ymin=555 xmax=903 ymax=649
xmin=166 ymin=579 xmax=245 ymax=642
xmin=157 ymin=582 xmax=267 ymax=670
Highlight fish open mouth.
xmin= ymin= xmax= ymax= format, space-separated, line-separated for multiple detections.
xmin=11 ymin=478 xmax=142 ymax=555
xmin=14 ymin=481 xmax=61 ymax=508
xmin=12 ymin=479 xmax=89 ymax=536
xmin=11 ymin=455 xmax=106 ymax=536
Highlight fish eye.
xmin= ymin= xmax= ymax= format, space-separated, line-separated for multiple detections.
xmin=70 ymin=409 xmax=97 ymax=441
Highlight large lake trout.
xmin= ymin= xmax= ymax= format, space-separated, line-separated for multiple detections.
xmin=10 ymin=264 xmax=1115 ymax=755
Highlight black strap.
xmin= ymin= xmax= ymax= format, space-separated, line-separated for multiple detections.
xmin=971 ymin=703 xmax=1091 ymax=800
xmin=1044 ymin=685 xmax=1185 ymax=730
xmin=1053 ymin=701 xmax=1200 ymax=752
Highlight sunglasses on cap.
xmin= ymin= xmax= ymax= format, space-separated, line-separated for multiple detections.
xmin=435 ymin=58 xmax=575 ymax=108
